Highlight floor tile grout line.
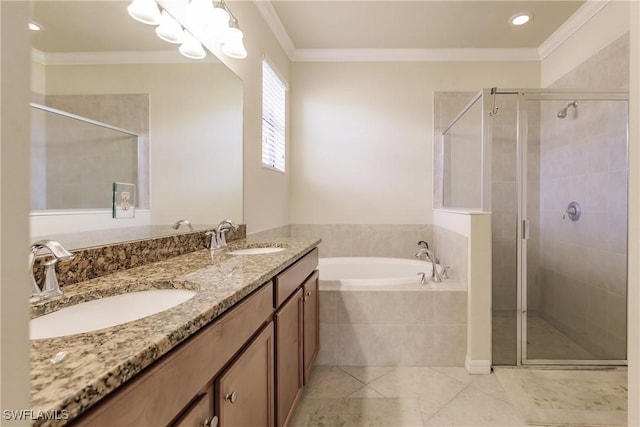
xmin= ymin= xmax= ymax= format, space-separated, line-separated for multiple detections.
xmin=419 ymin=379 xmax=473 ymax=426
xmin=338 ymin=365 xmax=397 ymax=388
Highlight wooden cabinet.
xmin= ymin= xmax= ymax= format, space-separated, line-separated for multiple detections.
xmin=302 ymin=270 xmax=319 ymax=385
xmin=72 ymin=283 xmax=273 ymax=427
xmin=274 ymin=289 xmax=304 ymax=427
xmin=71 ymin=247 xmax=320 ymax=427
xmin=215 ymin=322 xmax=274 ymax=427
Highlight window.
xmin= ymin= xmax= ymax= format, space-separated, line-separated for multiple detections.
xmin=262 ymin=59 xmax=287 ymax=172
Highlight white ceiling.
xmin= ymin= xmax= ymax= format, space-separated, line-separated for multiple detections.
xmin=31 ymin=0 xmax=594 ymax=63
xmin=270 ymin=1 xmax=583 ymax=50
xmin=31 ymin=1 xmax=172 ymax=53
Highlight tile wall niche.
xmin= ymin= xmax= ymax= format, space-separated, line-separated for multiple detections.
xmin=32 ymin=94 xmax=150 ymax=210
xmin=536 ymin=34 xmax=630 ymax=358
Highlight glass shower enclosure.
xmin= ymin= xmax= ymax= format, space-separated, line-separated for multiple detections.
xmin=440 ymin=88 xmax=629 ymax=366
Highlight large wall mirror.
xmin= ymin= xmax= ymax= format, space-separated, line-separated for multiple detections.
xmin=30 ymin=1 xmax=243 ymax=249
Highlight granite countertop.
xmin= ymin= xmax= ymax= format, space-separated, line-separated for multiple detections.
xmin=30 ymin=237 xmax=321 ymax=426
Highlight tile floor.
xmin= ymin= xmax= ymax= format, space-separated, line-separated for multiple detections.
xmin=291 ymin=366 xmax=628 ymax=427
xmin=289 ymin=366 xmax=526 ymax=426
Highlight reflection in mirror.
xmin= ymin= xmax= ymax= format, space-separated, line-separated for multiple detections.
xmin=30 ymin=1 xmax=243 ymax=250
xmin=31 ymin=103 xmax=139 ymax=210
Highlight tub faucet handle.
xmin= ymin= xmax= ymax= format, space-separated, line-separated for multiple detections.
xmin=417 ymin=272 xmax=427 ymax=284
xmin=441 ymin=266 xmax=450 ymax=280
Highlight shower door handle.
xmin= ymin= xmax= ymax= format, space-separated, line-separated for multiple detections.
xmin=522 ymin=219 xmax=530 ymax=240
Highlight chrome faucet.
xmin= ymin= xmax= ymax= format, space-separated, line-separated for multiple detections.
xmin=415 ymin=241 xmax=445 ymax=283
xmin=206 ymin=220 xmax=238 ymax=250
xmin=29 ymin=240 xmax=74 ymax=302
xmin=172 ymin=219 xmax=195 ymax=231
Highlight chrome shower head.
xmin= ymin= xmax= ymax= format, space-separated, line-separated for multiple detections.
xmin=557 ymin=101 xmax=578 ymax=119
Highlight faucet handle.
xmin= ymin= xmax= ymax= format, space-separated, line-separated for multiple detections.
xmin=40 ymin=259 xmax=63 ymax=297
xmin=441 ymin=266 xmax=451 ymax=280
xmin=205 ymin=230 xmax=220 ymax=250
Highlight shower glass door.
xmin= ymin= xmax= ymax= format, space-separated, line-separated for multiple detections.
xmin=520 ymin=93 xmax=628 ymax=364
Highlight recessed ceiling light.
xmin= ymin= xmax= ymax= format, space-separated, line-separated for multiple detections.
xmin=510 ymin=12 xmax=533 ymax=26
xmin=29 ymin=22 xmax=42 ymax=31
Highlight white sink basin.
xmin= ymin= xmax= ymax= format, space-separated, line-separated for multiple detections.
xmin=30 ymin=289 xmax=196 ymax=340
xmin=229 ymin=247 xmax=285 ymax=255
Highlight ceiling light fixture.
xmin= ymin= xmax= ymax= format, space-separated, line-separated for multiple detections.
xmin=221 ymin=19 xmax=247 ymax=59
xmin=510 ymin=12 xmax=533 ymax=26
xmin=126 ymin=0 xmax=247 ymax=60
xmin=179 ymin=31 xmax=207 ymax=59
xmin=127 ymin=0 xmax=161 ymax=25
xmin=29 ymin=22 xmax=42 ymax=31
xmin=155 ymin=10 xmax=184 ymax=44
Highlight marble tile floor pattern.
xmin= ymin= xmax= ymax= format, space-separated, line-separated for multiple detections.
xmin=290 ymin=366 xmax=628 ymax=427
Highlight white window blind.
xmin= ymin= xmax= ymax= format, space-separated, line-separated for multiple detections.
xmin=262 ymin=59 xmax=286 ymax=172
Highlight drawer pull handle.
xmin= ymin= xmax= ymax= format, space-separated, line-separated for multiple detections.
xmin=204 ymin=416 xmax=219 ymax=427
xmin=225 ymin=391 xmax=237 ymax=403
xmin=305 ymin=291 xmax=312 ymax=297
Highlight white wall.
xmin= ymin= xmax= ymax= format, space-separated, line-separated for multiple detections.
xmin=0 ymin=1 xmax=31 ymax=422
xmin=160 ymin=1 xmax=292 ymax=234
xmin=42 ymin=62 xmax=243 ymax=227
xmin=290 ymin=61 xmax=540 ymax=224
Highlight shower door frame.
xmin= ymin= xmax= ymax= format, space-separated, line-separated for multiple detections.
xmin=514 ymin=90 xmax=630 ymax=367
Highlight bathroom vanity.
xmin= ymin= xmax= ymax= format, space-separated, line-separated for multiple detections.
xmin=30 ymin=237 xmax=320 ymax=427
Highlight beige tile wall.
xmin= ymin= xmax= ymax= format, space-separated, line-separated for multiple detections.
xmin=42 ymin=94 xmax=150 ymax=210
xmin=538 ymin=34 xmax=629 ymax=359
xmin=290 ymin=224 xmax=434 ymax=259
xmin=290 ymin=224 xmax=467 ymax=283
xmin=317 ymin=289 xmax=467 ymax=367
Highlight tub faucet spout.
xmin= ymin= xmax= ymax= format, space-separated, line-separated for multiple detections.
xmin=415 ymin=247 xmax=444 ymax=283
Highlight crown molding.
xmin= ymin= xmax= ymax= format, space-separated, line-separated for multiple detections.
xmin=31 ymin=49 xmax=46 ymax=65
xmin=31 ymin=49 xmax=220 ymax=65
xmin=253 ymin=0 xmax=295 ymax=58
xmin=538 ymin=0 xmax=610 ymax=60
xmin=292 ymin=48 xmax=540 ymax=63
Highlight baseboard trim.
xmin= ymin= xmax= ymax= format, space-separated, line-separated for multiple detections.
xmin=465 ymin=355 xmax=492 ymax=374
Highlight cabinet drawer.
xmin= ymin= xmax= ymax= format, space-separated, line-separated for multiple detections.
xmin=274 ymin=248 xmax=318 ymax=307
xmin=73 ymin=282 xmax=274 ymax=427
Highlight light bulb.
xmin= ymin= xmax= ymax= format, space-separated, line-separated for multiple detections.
xmin=155 ymin=10 xmax=184 ymax=44
xmin=127 ymin=0 xmax=161 ymax=25
xmin=222 ymin=26 xmax=247 ymax=59
xmin=179 ymin=32 xmax=207 ymax=59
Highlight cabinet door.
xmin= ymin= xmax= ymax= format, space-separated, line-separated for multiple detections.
xmin=274 ymin=289 xmax=303 ymax=427
xmin=215 ymin=322 xmax=274 ymax=427
xmin=172 ymin=388 xmax=214 ymax=427
xmin=302 ymin=271 xmax=319 ymax=385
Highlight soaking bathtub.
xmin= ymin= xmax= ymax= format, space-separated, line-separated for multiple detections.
xmin=318 ymin=257 xmax=466 ymax=291
xmin=316 ymin=257 xmax=467 ymax=367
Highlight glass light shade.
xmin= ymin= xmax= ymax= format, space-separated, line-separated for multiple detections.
xmin=222 ymin=27 xmax=247 ymax=59
xmin=155 ymin=10 xmax=184 ymax=44
xmin=210 ymin=5 xmax=231 ymax=43
xmin=127 ymin=0 xmax=161 ymax=25
xmin=179 ymin=32 xmax=207 ymax=59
